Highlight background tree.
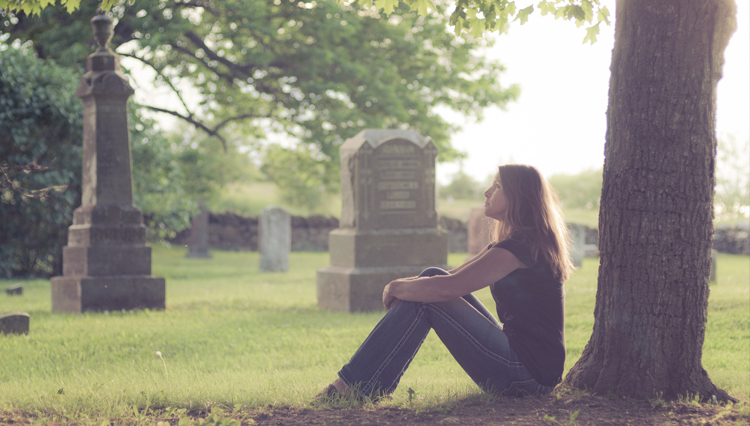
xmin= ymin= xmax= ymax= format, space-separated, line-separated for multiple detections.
xmin=548 ymin=168 xmax=602 ymax=211
xmin=129 ymin=113 xmax=255 ymax=240
xmin=0 ymin=43 xmax=236 ymax=275
xmin=715 ymin=134 xmax=750 ymax=222
xmin=438 ymin=163 xmax=482 ymax=200
xmin=563 ymin=0 xmax=737 ymax=401
xmin=260 ymin=143 xmax=339 ymax=211
xmin=0 ymin=45 xmax=82 ymax=277
xmin=2 ymin=0 xmax=521 ymax=195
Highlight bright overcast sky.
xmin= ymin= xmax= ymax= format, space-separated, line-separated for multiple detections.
xmin=436 ymin=0 xmax=750 ymax=184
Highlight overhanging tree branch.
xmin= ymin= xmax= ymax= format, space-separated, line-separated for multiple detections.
xmin=120 ymin=52 xmax=194 ymax=117
xmin=141 ymin=105 xmax=273 ymax=151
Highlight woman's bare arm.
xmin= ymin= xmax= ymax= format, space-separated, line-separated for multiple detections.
xmin=382 ymin=247 xmax=525 ymax=310
xmin=447 ymin=243 xmax=493 ymax=274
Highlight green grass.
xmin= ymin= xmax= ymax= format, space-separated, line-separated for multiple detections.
xmin=0 ymin=249 xmax=747 ymax=421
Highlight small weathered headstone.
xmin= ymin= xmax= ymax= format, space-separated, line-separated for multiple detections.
xmin=5 ymin=284 xmax=22 ymax=296
xmin=467 ymin=207 xmax=493 ymax=255
xmin=317 ymin=129 xmax=448 ymax=312
xmin=259 ymin=206 xmax=291 ymax=272
xmin=710 ymin=249 xmax=718 ymax=284
xmin=568 ymin=223 xmax=585 ymax=268
xmin=186 ymin=202 xmax=211 ymax=258
xmin=0 ymin=312 xmax=29 ymax=335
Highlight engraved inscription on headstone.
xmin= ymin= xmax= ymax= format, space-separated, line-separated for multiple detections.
xmin=318 ymin=129 xmax=448 ymax=312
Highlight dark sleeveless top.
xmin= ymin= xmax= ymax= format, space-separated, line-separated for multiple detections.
xmin=490 ymin=236 xmax=565 ymax=386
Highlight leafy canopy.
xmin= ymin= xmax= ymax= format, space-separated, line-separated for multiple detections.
xmin=1 ymin=0 xmax=609 ymax=43
xmin=4 ymin=0 xmax=516 ymax=161
xmin=3 ymin=0 xmax=521 ymax=206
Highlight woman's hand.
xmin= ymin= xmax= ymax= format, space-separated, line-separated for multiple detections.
xmin=383 ymin=280 xmax=404 ymax=310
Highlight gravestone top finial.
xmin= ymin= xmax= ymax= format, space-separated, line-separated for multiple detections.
xmin=91 ymin=12 xmax=113 ymax=53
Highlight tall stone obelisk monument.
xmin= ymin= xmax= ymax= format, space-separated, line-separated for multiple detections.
xmin=50 ymin=13 xmax=165 ymax=313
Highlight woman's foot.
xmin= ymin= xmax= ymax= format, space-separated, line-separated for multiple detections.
xmin=314 ymin=378 xmax=351 ymax=402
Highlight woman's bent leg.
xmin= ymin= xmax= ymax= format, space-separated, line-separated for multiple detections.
xmin=338 ymin=299 xmax=431 ymax=398
xmin=422 ymin=298 xmax=540 ymax=394
xmin=337 ymin=269 xmax=545 ymax=399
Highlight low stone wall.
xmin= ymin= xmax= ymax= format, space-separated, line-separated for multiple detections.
xmin=169 ymin=213 xmax=339 ymax=252
xmin=572 ymin=224 xmax=749 ymax=256
xmin=170 ymin=214 xmax=748 ymax=256
xmin=714 ymin=225 xmax=750 ymax=255
xmin=439 ymin=216 xmax=468 ymax=253
xmin=170 ymin=212 xmax=469 ymax=253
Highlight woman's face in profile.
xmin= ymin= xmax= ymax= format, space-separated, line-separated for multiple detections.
xmin=483 ymin=173 xmax=509 ymax=220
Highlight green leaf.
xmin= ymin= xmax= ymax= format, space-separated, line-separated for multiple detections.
xmin=580 ymin=0 xmax=593 ymax=22
xmin=410 ymin=0 xmax=434 ymax=16
xmin=469 ymin=17 xmax=485 ymax=38
xmin=515 ymin=5 xmax=533 ymax=25
xmin=597 ymin=7 xmax=611 ymax=25
xmin=454 ymin=16 xmax=465 ymax=36
xmin=537 ymin=0 xmax=554 ymax=16
xmin=61 ymin=0 xmax=80 ymax=13
xmin=583 ymin=22 xmax=600 ymax=44
xmin=374 ymin=0 xmax=399 ymax=14
xmin=100 ymin=0 xmax=119 ymax=10
xmin=506 ymin=1 xmax=516 ymax=17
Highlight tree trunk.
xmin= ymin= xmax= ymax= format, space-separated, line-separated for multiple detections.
xmin=563 ymin=0 xmax=737 ymax=401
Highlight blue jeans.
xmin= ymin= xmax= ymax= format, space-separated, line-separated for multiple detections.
xmin=338 ymin=267 xmax=554 ymax=398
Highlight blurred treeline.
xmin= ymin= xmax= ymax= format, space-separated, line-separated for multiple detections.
xmin=438 ymin=167 xmax=603 ymax=212
xmin=439 ymin=152 xmax=749 ymax=224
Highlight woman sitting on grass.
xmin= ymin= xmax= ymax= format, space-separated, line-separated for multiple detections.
xmin=318 ymin=164 xmax=573 ymax=401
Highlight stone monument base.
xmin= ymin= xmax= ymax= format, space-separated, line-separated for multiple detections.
xmin=51 ymin=276 xmax=165 ymax=313
xmin=328 ymin=228 xmax=448 ymax=268
xmin=317 ymin=265 xmax=449 ymax=312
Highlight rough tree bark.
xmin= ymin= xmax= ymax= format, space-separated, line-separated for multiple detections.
xmin=563 ymin=0 xmax=737 ymax=401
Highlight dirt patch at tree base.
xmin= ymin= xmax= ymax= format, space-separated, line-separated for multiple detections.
xmin=1 ymin=394 xmax=747 ymax=425
xmin=251 ymin=394 xmax=747 ymax=426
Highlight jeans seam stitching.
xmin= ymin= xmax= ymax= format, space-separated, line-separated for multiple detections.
xmin=429 ymin=303 xmax=523 ymax=368
xmin=363 ymin=305 xmax=425 ymax=395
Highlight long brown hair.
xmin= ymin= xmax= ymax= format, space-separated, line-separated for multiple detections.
xmin=492 ymin=164 xmax=573 ymax=281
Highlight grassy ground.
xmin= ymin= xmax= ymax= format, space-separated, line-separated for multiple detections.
xmin=0 ymin=249 xmax=747 ymax=423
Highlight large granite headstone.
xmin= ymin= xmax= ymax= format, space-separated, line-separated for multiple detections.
xmin=317 ymin=130 xmax=448 ymax=312
xmin=467 ymin=207 xmax=493 ymax=255
xmin=186 ymin=202 xmax=211 ymax=258
xmin=50 ymin=13 xmax=165 ymax=313
xmin=0 ymin=312 xmax=29 ymax=335
xmin=259 ymin=206 xmax=291 ymax=272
